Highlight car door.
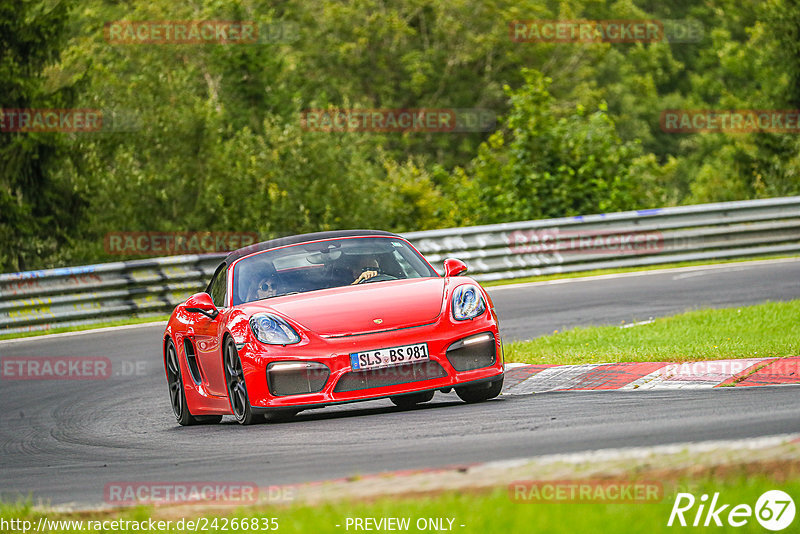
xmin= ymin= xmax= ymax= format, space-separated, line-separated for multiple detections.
xmin=192 ymin=263 xmax=229 ymax=397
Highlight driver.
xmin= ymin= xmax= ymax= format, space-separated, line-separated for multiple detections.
xmin=350 ymin=257 xmax=380 ymax=285
xmin=254 ymin=273 xmax=283 ymax=299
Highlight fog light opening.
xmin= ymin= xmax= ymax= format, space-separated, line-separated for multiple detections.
xmin=267 ymin=361 xmax=330 ymax=396
xmin=462 ymin=333 xmax=493 ymax=346
xmin=446 ymin=332 xmax=497 ymax=372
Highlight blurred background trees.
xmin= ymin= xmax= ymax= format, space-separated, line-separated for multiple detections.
xmin=2 ymin=0 xmax=799 ymax=271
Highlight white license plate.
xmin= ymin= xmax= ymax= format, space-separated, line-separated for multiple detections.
xmin=350 ymin=343 xmax=429 ymax=371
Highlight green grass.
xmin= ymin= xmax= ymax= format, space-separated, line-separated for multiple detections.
xmin=480 ymin=254 xmax=798 ymax=287
xmin=1 ymin=473 xmax=797 ymax=533
xmin=0 ymin=315 xmax=169 ymax=341
xmin=504 ymin=300 xmax=800 ymax=365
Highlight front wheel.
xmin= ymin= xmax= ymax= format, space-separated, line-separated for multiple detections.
xmin=390 ymin=390 xmax=434 ymax=408
xmin=455 ymin=377 xmax=503 ymax=404
xmin=224 ymin=337 xmax=263 ymax=425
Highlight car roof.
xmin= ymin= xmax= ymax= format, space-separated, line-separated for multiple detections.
xmin=223 ymin=229 xmax=401 ymax=264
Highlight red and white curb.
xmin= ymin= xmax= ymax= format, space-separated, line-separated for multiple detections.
xmin=502 ymin=357 xmax=800 ymax=395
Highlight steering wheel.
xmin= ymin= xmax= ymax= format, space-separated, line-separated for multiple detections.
xmin=356 ymin=270 xmax=399 ymax=284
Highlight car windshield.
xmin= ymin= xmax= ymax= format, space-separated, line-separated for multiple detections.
xmin=231 ymin=237 xmax=438 ymax=306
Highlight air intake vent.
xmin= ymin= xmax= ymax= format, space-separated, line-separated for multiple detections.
xmin=183 ymin=339 xmax=203 ymax=384
xmin=446 ymin=332 xmax=496 ymax=371
xmin=267 ymin=362 xmax=330 ymax=396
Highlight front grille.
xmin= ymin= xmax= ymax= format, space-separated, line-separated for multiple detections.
xmin=334 ymin=361 xmax=447 ymax=393
xmin=267 ymin=362 xmax=330 ymax=396
xmin=446 ymin=333 xmax=496 ymax=371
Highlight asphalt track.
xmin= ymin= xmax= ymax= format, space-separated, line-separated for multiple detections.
xmin=1 ymin=258 xmax=799 ymax=506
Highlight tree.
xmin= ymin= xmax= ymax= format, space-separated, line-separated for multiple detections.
xmin=453 ymin=69 xmax=664 ymax=224
xmin=0 ymin=0 xmax=86 ymax=271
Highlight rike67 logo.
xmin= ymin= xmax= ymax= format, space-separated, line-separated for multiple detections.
xmin=668 ymin=490 xmax=795 ymax=530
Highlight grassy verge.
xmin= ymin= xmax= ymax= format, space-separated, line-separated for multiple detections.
xmin=504 ymin=300 xmax=800 ymax=365
xmin=0 ymin=315 xmax=169 ymax=341
xmin=481 ymin=254 xmax=799 ymax=287
xmin=1 ymin=471 xmax=797 ymax=533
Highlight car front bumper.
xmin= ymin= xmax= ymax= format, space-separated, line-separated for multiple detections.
xmin=240 ymin=315 xmax=503 ymax=409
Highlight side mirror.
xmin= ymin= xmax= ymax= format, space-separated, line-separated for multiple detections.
xmin=184 ymin=292 xmax=219 ymax=320
xmin=443 ymin=258 xmax=468 ymax=277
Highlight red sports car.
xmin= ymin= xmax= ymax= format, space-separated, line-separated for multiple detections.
xmin=163 ymin=230 xmax=504 ymax=425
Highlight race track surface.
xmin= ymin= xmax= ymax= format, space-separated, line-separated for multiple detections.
xmin=1 ymin=259 xmax=799 ymax=506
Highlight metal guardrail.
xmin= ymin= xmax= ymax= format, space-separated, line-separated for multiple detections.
xmin=2 ymin=196 xmax=800 ymax=336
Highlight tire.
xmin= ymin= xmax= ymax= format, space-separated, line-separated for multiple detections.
xmin=166 ymin=339 xmax=221 ymax=426
xmin=390 ymin=390 xmax=435 ymax=408
xmin=455 ymin=377 xmax=503 ymax=404
xmin=223 ymin=336 xmax=264 ymax=425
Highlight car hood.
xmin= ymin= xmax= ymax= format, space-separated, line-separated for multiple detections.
xmin=248 ymin=278 xmax=446 ymax=337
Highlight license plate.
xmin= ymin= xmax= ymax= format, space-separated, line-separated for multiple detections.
xmin=350 ymin=343 xmax=429 ymax=371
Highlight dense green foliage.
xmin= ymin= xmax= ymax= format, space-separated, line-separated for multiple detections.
xmin=3 ymin=0 xmax=800 ymax=271
xmin=1 ymin=0 xmax=86 ymax=271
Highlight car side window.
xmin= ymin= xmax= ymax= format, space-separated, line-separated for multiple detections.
xmin=207 ymin=264 xmax=227 ymax=307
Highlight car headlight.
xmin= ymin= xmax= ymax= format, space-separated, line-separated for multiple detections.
xmin=451 ymin=284 xmax=486 ymax=321
xmin=249 ymin=313 xmax=301 ymax=345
